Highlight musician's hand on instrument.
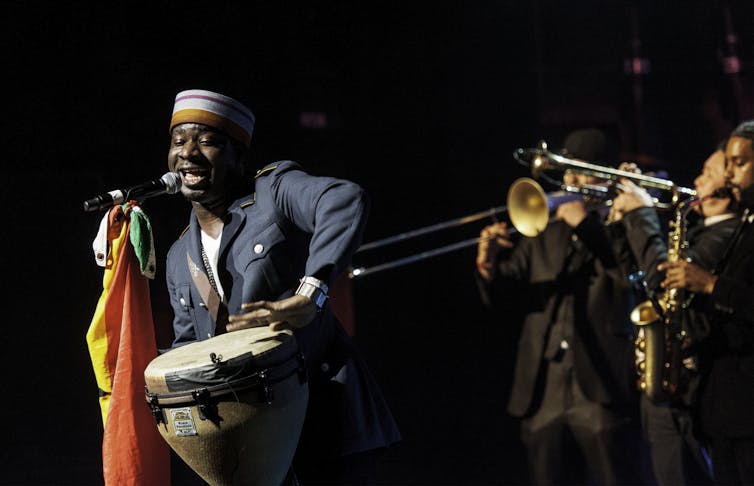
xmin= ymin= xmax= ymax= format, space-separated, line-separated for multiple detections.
xmin=227 ymin=294 xmax=317 ymax=332
xmin=613 ymin=178 xmax=654 ymax=213
xmin=555 ymin=200 xmax=587 ymax=228
xmin=658 ymin=260 xmax=718 ymax=294
xmin=563 ymin=171 xmax=598 ymax=188
xmin=476 ymin=222 xmax=511 ymax=281
xmin=617 ymin=162 xmax=641 ymax=174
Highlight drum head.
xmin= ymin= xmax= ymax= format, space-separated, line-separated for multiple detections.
xmin=145 ymin=328 xmax=296 ymax=395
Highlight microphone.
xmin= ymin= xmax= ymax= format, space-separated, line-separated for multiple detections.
xmin=83 ymin=172 xmax=182 ymax=212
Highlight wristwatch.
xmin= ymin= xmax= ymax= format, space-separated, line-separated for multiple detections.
xmin=295 ymin=276 xmax=329 ymax=309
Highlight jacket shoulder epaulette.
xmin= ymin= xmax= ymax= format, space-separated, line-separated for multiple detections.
xmin=254 ymin=164 xmax=279 ymax=179
xmin=240 ymin=193 xmax=257 ymax=208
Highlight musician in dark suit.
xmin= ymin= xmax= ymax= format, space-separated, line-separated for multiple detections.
xmin=163 ymin=89 xmax=401 ymax=484
xmin=661 ymin=121 xmax=754 ymax=486
xmin=476 ymin=129 xmax=647 ymax=485
xmin=610 ymin=146 xmax=738 ymax=486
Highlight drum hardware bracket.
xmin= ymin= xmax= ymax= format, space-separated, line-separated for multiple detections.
xmin=192 ymin=388 xmax=221 ymax=423
xmin=145 ymin=389 xmax=167 ymax=426
xmin=210 ymin=352 xmax=223 ymax=364
xmin=145 ymin=349 xmax=305 ymax=421
xmin=259 ymin=371 xmax=274 ymax=404
xmin=296 ymin=352 xmax=308 ymax=384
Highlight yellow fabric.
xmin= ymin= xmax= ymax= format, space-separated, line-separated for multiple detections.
xmin=85 ymin=218 xmax=128 ymax=426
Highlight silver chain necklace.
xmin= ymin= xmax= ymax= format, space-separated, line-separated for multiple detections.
xmin=200 ymin=245 xmax=220 ymax=297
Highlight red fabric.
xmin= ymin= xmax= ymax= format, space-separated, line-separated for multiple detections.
xmin=329 ymin=273 xmax=356 ymax=336
xmin=101 ymin=208 xmax=170 ymax=486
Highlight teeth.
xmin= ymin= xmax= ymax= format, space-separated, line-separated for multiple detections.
xmin=180 ymin=168 xmax=208 ymax=185
xmin=184 ymin=173 xmax=203 ymax=183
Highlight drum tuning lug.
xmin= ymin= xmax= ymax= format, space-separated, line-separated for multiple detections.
xmin=145 ymin=390 xmax=166 ymax=426
xmin=210 ymin=352 xmax=223 ymax=364
xmin=259 ymin=371 xmax=274 ymax=405
xmin=192 ymin=388 xmax=220 ymax=423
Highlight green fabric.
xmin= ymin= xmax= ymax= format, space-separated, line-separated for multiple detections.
xmin=126 ymin=204 xmax=156 ymax=279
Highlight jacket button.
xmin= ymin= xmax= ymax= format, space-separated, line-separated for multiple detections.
xmin=254 ymin=244 xmax=264 ymax=254
xmin=179 ymin=297 xmax=187 ymax=306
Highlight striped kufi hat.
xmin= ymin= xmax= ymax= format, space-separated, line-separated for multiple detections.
xmin=170 ymin=89 xmax=255 ymax=146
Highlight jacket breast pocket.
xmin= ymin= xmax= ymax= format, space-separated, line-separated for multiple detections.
xmin=235 ymin=222 xmax=291 ymax=294
xmin=172 ymin=283 xmax=200 ymax=344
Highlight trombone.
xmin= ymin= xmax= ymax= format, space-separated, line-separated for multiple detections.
xmin=506 ymin=141 xmax=696 ymax=237
xmin=349 ymin=140 xmax=696 ymax=278
xmin=349 ymin=204 xmax=510 ymax=279
xmin=513 ymin=141 xmax=696 ymax=202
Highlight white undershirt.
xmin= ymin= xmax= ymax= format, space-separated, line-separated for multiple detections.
xmin=200 ymin=230 xmax=225 ymax=301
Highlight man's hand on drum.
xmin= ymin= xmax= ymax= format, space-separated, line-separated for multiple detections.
xmin=477 ymin=221 xmax=512 ymax=282
xmin=227 ymin=294 xmax=317 ymax=332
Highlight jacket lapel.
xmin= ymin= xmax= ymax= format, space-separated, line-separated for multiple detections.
xmin=219 ymin=195 xmax=253 ymax=258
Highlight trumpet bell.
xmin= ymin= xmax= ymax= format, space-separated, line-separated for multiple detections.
xmin=507 ymin=178 xmax=550 ymax=237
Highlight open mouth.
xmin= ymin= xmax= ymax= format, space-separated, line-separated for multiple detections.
xmin=179 ymin=167 xmax=211 ymax=187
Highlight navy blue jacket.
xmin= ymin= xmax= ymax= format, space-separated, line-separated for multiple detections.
xmin=166 ymin=160 xmax=401 ymax=456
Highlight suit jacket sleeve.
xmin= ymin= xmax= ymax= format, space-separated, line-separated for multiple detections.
xmin=711 ymin=274 xmax=754 ymax=322
xmin=476 ymin=234 xmax=532 ymax=308
xmin=710 ymin=222 xmax=754 ymax=322
xmin=573 ymin=211 xmax=621 ymax=270
xmin=621 ymin=206 xmax=668 ymax=292
xmin=267 ymin=162 xmax=370 ymax=279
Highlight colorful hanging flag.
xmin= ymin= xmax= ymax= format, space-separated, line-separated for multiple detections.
xmin=86 ymin=203 xmax=170 ymax=486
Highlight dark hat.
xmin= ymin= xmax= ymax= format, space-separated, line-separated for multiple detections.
xmin=730 ymin=120 xmax=754 ymax=142
xmin=562 ymin=128 xmax=608 ymax=163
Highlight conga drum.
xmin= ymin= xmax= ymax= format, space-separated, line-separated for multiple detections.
xmin=144 ymin=327 xmax=308 ymax=486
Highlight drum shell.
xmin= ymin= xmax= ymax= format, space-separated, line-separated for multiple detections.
xmin=144 ymin=329 xmax=308 ymax=486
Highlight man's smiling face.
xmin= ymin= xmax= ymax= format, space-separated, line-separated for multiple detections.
xmin=168 ymin=123 xmax=243 ymax=207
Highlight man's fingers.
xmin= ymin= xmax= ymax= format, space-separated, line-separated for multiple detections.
xmin=230 ymin=308 xmax=273 ymax=320
xmin=269 ymin=321 xmax=290 ymax=332
xmin=496 ymin=237 xmax=513 ymax=247
xmin=226 ymin=319 xmax=268 ymax=332
xmin=241 ymin=300 xmax=272 ymax=311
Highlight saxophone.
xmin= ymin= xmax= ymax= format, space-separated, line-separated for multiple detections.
xmin=631 ymin=205 xmax=692 ymax=402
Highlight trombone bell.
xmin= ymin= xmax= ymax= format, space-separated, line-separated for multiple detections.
xmin=507 ymin=178 xmax=550 ymax=237
xmin=507 ymin=177 xmax=585 ymax=237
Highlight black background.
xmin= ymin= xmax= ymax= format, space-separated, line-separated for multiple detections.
xmin=3 ymin=2 xmax=753 ymax=484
